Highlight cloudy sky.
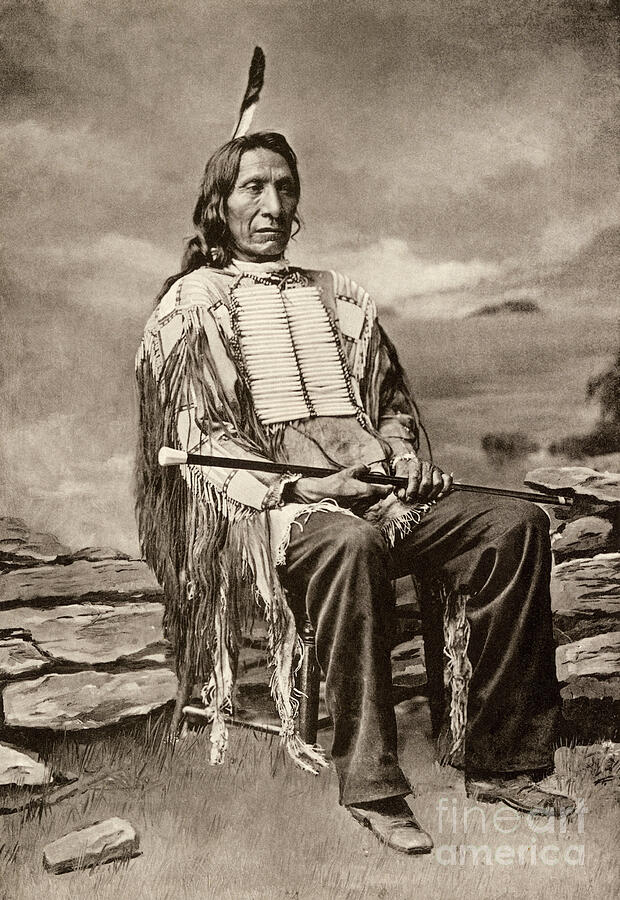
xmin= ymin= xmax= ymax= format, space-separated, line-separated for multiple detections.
xmin=1 ymin=0 xmax=617 ymax=552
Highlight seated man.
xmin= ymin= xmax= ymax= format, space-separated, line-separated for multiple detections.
xmin=135 ymin=130 xmax=574 ymax=854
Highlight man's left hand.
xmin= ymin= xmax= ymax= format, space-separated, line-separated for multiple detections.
xmin=392 ymin=455 xmax=452 ymax=503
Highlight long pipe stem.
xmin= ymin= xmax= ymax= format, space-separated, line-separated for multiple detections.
xmin=158 ymin=447 xmax=572 ymax=506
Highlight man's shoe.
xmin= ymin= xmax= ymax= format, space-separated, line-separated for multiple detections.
xmin=465 ymin=773 xmax=576 ymax=818
xmin=347 ymin=796 xmax=434 ymax=854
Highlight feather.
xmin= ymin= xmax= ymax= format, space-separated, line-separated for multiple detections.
xmin=231 ymin=46 xmax=266 ymax=139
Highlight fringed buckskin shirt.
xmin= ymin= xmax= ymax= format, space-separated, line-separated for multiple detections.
xmin=135 ymin=259 xmax=428 ymax=769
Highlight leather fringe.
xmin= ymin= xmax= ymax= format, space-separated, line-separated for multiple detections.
xmin=381 ymin=502 xmax=435 ymax=546
xmin=441 ymin=585 xmax=472 ymax=763
xmin=135 ymin=287 xmax=427 ymax=772
xmin=135 ymin=320 xmax=305 ymax=766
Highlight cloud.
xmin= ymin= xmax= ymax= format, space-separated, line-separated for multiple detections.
xmin=538 ymin=192 xmax=620 ymax=263
xmin=34 ymin=453 xmax=133 ymax=501
xmin=0 ymin=409 xmax=138 ymax=553
xmin=0 ymin=0 xmax=617 ymax=550
xmin=0 ymin=120 xmax=148 ymax=182
xmin=319 ymin=237 xmax=501 ymax=311
xmin=55 ymin=232 xmax=176 ymax=280
xmin=41 ymin=232 xmax=177 ymax=312
xmin=0 ymin=117 xmax=178 ymax=315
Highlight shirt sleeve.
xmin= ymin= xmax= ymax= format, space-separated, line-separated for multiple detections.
xmin=374 ymin=321 xmax=421 ymax=456
xmin=374 ymin=321 xmax=421 ymax=455
xmin=177 ymin=409 xmax=298 ymax=510
xmin=329 ymin=272 xmax=422 ymax=458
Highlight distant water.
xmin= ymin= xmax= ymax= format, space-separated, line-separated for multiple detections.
xmin=385 ymin=309 xmax=619 ymax=491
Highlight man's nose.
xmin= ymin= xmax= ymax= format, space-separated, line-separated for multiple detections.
xmin=260 ymin=184 xmax=282 ymax=217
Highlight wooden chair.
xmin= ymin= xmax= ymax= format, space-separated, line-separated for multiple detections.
xmin=297 ymin=615 xmax=323 ymax=744
xmin=181 ymin=614 xmax=324 ymax=741
xmin=183 ymin=578 xmax=446 ymax=745
xmin=296 ymin=578 xmax=446 ymax=744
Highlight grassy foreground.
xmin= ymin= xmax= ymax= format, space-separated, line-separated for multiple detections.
xmin=0 ymin=699 xmax=618 ymax=900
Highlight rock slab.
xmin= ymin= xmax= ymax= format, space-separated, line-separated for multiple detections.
xmin=0 ymin=602 xmax=165 ymax=666
xmin=0 ymin=517 xmax=71 ymax=568
xmin=0 ymin=558 xmax=162 ymax=608
xmin=2 ymin=668 xmax=177 ymax=730
xmin=551 ymin=552 xmax=620 ymax=640
xmin=0 ymin=639 xmax=50 ymax=677
xmin=525 ymin=466 xmax=620 ymax=504
xmin=69 ymin=547 xmax=132 ymax=562
xmin=43 ymin=817 xmax=140 ymax=874
xmin=391 ymin=635 xmax=427 ymax=688
xmin=552 ymin=516 xmax=616 ymax=560
xmin=0 ymin=743 xmax=52 ymax=787
xmin=556 ymin=631 xmax=620 ymax=682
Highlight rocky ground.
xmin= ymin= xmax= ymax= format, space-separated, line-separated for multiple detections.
xmin=525 ymin=465 xmax=620 ymax=740
xmin=0 ymin=464 xmax=618 ymax=874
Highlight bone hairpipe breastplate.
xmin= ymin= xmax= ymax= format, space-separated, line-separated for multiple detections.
xmin=230 ymin=281 xmax=359 ymax=426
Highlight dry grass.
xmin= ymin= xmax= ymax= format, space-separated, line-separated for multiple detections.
xmin=1 ymin=699 xmax=618 ymax=900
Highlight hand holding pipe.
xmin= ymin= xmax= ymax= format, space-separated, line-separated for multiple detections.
xmin=158 ymin=447 xmax=573 ymax=507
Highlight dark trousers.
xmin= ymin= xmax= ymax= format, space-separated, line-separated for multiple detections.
xmin=280 ymin=493 xmax=561 ymax=806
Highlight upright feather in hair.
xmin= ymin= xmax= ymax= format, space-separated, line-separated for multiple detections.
xmin=231 ymin=46 xmax=266 ymax=139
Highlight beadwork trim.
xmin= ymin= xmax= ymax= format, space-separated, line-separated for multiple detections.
xmin=324 ymin=305 xmax=371 ymax=431
xmin=228 ymin=272 xmax=361 ymax=427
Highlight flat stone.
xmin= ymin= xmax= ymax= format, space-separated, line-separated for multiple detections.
xmin=69 ymin=547 xmax=132 ymax=562
xmin=125 ymin=643 xmax=170 ymax=666
xmin=561 ymin=675 xmax=620 ymax=701
xmin=556 ymin=632 xmax=620 ymax=682
xmin=0 ymin=558 xmax=162 ymax=608
xmin=0 ymin=639 xmax=50 ymax=677
xmin=392 ymin=663 xmax=428 ymax=688
xmin=391 ymin=635 xmax=425 ymax=663
xmin=0 ymin=603 xmax=165 ymax=666
xmin=525 ymin=466 xmax=620 ymax=504
xmin=394 ymin=581 xmax=423 ymax=644
xmin=2 ymin=668 xmax=177 ymax=730
xmin=235 ymin=664 xmax=271 ymax=688
xmin=0 ymin=744 xmax=80 ymax=814
xmin=560 ymin=676 xmax=620 ymax=741
xmin=552 ymin=516 xmax=616 ymax=560
xmin=0 ymin=743 xmax=52 ymax=787
xmin=391 ymin=636 xmax=427 ymax=687
xmin=238 ymin=645 xmax=267 ymax=676
xmin=0 ymin=627 xmax=31 ymax=641
xmin=551 ymin=552 xmax=620 ymax=640
xmin=43 ymin=817 xmax=140 ymax=874
xmin=0 ymin=517 xmax=70 ymax=568
xmin=242 ymin=621 xmax=268 ymax=649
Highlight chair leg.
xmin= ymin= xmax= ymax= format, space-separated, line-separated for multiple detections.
xmin=297 ymin=615 xmax=320 ymax=745
xmin=183 ymin=617 xmax=325 ymax=744
xmin=414 ymin=576 xmax=447 ymax=738
xmin=169 ymin=667 xmax=193 ymax=739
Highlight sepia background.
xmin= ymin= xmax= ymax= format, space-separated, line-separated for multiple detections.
xmin=1 ymin=0 xmax=618 ymax=555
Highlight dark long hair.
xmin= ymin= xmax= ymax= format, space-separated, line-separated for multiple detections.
xmin=187 ymin=131 xmax=300 ymax=266
xmin=155 ymin=132 xmax=301 ymax=303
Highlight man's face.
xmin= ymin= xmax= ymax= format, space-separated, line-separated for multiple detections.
xmin=225 ymin=148 xmax=298 ymax=262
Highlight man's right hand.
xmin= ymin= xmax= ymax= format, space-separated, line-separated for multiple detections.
xmin=287 ymin=464 xmax=391 ymax=511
